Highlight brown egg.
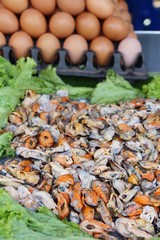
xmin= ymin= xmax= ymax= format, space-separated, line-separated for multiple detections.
xmin=76 ymin=12 xmax=101 ymax=40
xmin=121 ymin=10 xmax=132 ymax=22
xmin=130 ymin=24 xmax=134 ymax=31
xmin=20 ymin=8 xmax=47 ymax=38
xmin=36 ymin=33 xmax=61 ymax=63
xmin=112 ymin=5 xmax=122 ymax=18
xmin=102 ymin=16 xmax=129 ymax=41
xmin=0 ymin=1 xmax=4 ymax=7
xmin=0 ymin=32 xmax=6 ymax=46
xmin=9 ymin=31 xmax=34 ymax=59
xmin=118 ymin=0 xmax=128 ymax=11
xmin=86 ymin=0 xmax=115 ymax=19
xmin=90 ymin=36 xmax=114 ymax=66
xmin=57 ymin=0 xmax=85 ymax=16
xmin=127 ymin=30 xmax=137 ymax=39
xmin=30 ymin=0 xmax=56 ymax=15
xmin=63 ymin=34 xmax=88 ymax=64
xmin=1 ymin=0 xmax=28 ymax=14
xmin=49 ymin=12 xmax=75 ymax=39
xmin=0 ymin=8 xmax=19 ymax=34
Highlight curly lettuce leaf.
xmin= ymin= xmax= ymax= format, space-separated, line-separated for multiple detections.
xmin=61 ymin=85 xmax=93 ymax=100
xmin=0 ymin=57 xmax=59 ymax=94
xmin=0 ymin=189 xmax=92 ymax=240
xmin=0 ymin=56 xmax=93 ymax=97
xmin=91 ymin=70 xmax=144 ymax=104
xmin=142 ymin=74 xmax=160 ymax=99
xmin=37 ymin=66 xmax=93 ymax=99
xmin=151 ymin=233 xmax=160 ymax=240
xmin=7 ymin=57 xmax=37 ymax=90
xmin=0 ymin=132 xmax=15 ymax=157
xmin=0 ymin=87 xmax=23 ymax=128
xmin=0 ymin=57 xmax=93 ymax=129
xmin=0 ymin=56 xmax=14 ymax=87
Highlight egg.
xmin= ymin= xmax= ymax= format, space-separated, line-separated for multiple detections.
xmin=0 ymin=1 xmax=4 ymax=7
xmin=49 ymin=12 xmax=75 ymax=39
xmin=121 ymin=10 xmax=132 ymax=22
xmin=118 ymin=37 xmax=142 ymax=68
xmin=57 ymin=0 xmax=85 ymax=16
xmin=0 ymin=32 xmax=6 ymax=46
xmin=63 ymin=34 xmax=88 ymax=64
xmin=20 ymin=8 xmax=47 ymax=38
xmin=30 ymin=0 xmax=56 ymax=15
xmin=130 ymin=24 xmax=134 ymax=31
xmin=112 ymin=5 xmax=122 ymax=18
xmin=90 ymin=36 xmax=114 ymax=66
xmin=9 ymin=31 xmax=34 ymax=59
xmin=0 ymin=8 xmax=19 ymax=34
xmin=86 ymin=0 xmax=114 ymax=19
xmin=118 ymin=0 xmax=128 ymax=11
xmin=36 ymin=33 xmax=61 ymax=63
xmin=76 ymin=12 xmax=100 ymax=41
xmin=1 ymin=0 xmax=28 ymax=14
xmin=127 ymin=30 xmax=137 ymax=39
xmin=102 ymin=16 xmax=129 ymax=41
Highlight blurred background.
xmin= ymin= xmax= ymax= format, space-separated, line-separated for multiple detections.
xmin=126 ymin=0 xmax=160 ymax=72
xmin=126 ymin=0 xmax=160 ymax=30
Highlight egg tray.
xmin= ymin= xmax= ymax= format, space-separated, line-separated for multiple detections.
xmin=0 ymin=45 xmax=148 ymax=82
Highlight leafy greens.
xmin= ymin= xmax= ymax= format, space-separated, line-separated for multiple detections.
xmin=0 ymin=57 xmax=93 ymax=129
xmin=142 ymin=74 xmax=160 ymax=99
xmin=0 ymin=189 xmax=92 ymax=240
xmin=0 ymin=132 xmax=15 ymax=157
xmin=90 ymin=70 xmax=144 ymax=104
xmin=0 ymin=87 xmax=23 ymax=128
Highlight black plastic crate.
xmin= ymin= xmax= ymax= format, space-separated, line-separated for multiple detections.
xmin=0 ymin=43 xmax=148 ymax=82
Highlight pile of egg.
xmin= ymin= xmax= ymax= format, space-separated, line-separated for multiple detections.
xmin=0 ymin=0 xmax=142 ymax=68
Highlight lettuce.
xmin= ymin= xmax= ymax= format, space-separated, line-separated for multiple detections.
xmin=0 ymin=189 xmax=92 ymax=240
xmin=37 ymin=66 xmax=93 ymax=99
xmin=6 ymin=57 xmax=93 ymax=98
xmin=91 ymin=70 xmax=144 ymax=104
xmin=0 ymin=132 xmax=15 ymax=157
xmin=151 ymin=234 xmax=160 ymax=240
xmin=0 ymin=56 xmax=14 ymax=87
xmin=142 ymin=74 xmax=160 ymax=99
xmin=0 ymin=87 xmax=23 ymax=129
xmin=0 ymin=57 xmax=93 ymax=131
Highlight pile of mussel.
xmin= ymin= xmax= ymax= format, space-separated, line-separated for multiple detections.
xmin=1 ymin=90 xmax=160 ymax=239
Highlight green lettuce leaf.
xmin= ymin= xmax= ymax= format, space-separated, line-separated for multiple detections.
xmin=61 ymin=85 xmax=93 ymax=100
xmin=151 ymin=233 xmax=160 ymax=240
xmin=38 ymin=65 xmax=66 ymax=88
xmin=0 ymin=57 xmax=93 ymax=130
xmin=37 ymin=66 xmax=93 ymax=99
xmin=0 ymin=87 xmax=23 ymax=128
xmin=0 ymin=56 xmax=14 ymax=87
xmin=0 ymin=57 xmax=61 ymax=94
xmin=91 ymin=70 xmax=144 ymax=104
xmin=8 ymin=58 xmax=93 ymax=98
xmin=142 ymin=74 xmax=160 ymax=99
xmin=0 ymin=132 xmax=15 ymax=157
xmin=0 ymin=189 xmax=92 ymax=240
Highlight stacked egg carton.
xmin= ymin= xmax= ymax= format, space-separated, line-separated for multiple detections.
xmin=0 ymin=0 xmax=147 ymax=80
